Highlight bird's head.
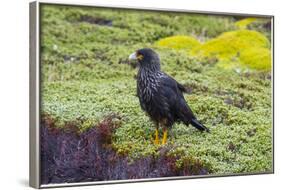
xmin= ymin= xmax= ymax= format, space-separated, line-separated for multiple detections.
xmin=129 ymin=48 xmax=160 ymax=71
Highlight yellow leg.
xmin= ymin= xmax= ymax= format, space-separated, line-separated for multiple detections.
xmin=162 ymin=128 xmax=168 ymax=145
xmin=154 ymin=128 xmax=159 ymax=145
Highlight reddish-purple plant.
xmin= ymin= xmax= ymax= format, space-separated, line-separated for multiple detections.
xmin=40 ymin=114 xmax=209 ymax=184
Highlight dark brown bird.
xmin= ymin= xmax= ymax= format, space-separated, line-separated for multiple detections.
xmin=129 ymin=48 xmax=209 ymax=145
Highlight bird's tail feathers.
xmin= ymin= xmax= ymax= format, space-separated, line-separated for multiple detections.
xmin=190 ymin=118 xmax=210 ymax=133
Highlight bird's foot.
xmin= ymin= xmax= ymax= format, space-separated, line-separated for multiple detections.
xmin=154 ymin=129 xmax=159 ymax=145
xmin=162 ymin=129 xmax=168 ymax=145
xmin=154 ymin=138 xmax=159 ymax=145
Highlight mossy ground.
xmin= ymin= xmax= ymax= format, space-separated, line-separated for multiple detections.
xmin=41 ymin=5 xmax=273 ymax=175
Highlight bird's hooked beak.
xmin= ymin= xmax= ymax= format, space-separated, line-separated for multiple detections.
xmin=129 ymin=52 xmax=143 ymax=62
xmin=129 ymin=52 xmax=138 ymax=61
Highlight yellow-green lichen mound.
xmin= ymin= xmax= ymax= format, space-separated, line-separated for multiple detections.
xmin=240 ymin=47 xmax=271 ymax=71
xmin=156 ymin=35 xmax=201 ymax=53
xmin=191 ymin=30 xmax=271 ymax=71
xmin=235 ymin=18 xmax=257 ymax=29
xmin=192 ymin=30 xmax=270 ymax=59
xmin=155 ymin=30 xmax=271 ymax=71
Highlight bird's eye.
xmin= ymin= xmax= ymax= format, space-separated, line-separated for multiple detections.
xmin=137 ymin=53 xmax=144 ymax=60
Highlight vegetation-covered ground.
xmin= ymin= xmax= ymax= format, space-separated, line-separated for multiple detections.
xmin=40 ymin=4 xmax=272 ymax=181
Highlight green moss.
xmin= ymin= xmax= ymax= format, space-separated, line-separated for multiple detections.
xmin=40 ymin=4 xmax=272 ymax=175
xmin=155 ymin=35 xmax=201 ymax=53
xmin=235 ymin=18 xmax=257 ymax=29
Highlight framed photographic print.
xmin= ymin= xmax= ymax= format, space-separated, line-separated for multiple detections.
xmin=29 ymin=1 xmax=274 ymax=188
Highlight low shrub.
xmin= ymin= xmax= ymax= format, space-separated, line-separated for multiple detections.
xmin=40 ymin=114 xmax=209 ymax=184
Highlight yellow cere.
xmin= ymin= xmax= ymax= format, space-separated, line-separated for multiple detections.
xmin=137 ymin=54 xmax=144 ymax=60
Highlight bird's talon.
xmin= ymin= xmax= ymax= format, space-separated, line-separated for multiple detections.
xmin=154 ymin=139 xmax=159 ymax=145
xmin=162 ymin=128 xmax=168 ymax=145
xmin=154 ymin=129 xmax=159 ymax=145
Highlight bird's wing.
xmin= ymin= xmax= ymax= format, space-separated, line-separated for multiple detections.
xmin=161 ymin=73 xmax=187 ymax=95
xmin=159 ymin=74 xmax=195 ymax=119
xmin=159 ymin=74 xmax=209 ymax=132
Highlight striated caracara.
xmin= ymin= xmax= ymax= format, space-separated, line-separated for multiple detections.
xmin=129 ymin=48 xmax=209 ymax=145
